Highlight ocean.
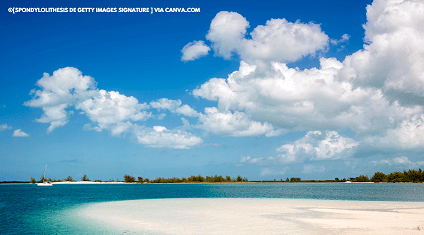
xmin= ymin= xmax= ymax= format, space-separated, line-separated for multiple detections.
xmin=1 ymin=183 xmax=424 ymax=234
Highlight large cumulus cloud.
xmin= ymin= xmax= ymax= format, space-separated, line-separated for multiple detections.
xmin=205 ymin=11 xmax=329 ymax=62
xmin=188 ymin=0 xmax=424 ymax=163
xmin=26 ymin=0 xmax=424 ymax=160
xmin=340 ymin=0 xmax=424 ymax=100
xmin=25 ymin=67 xmax=202 ymax=149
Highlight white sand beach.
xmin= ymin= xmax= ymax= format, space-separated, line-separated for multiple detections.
xmin=80 ymin=198 xmax=424 ymax=235
xmin=51 ymin=181 xmax=127 ymax=184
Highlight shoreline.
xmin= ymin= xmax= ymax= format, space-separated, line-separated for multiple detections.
xmin=79 ymin=198 xmax=424 ymax=235
xmin=3 ymin=181 xmax=423 ymax=185
xmin=45 ymin=181 xmax=424 ymax=185
xmin=51 ymin=181 xmax=126 ymax=184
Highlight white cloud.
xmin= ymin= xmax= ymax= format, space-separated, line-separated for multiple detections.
xmin=25 ymin=67 xmax=97 ymax=107
xmin=24 ymin=67 xmax=97 ymax=132
xmin=181 ymin=40 xmax=211 ymax=61
xmin=25 ymin=1 xmax=424 ymax=153
xmin=150 ymin=98 xmax=199 ymax=117
xmin=206 ymin=11 xmax=329 ymax=62
xmin=76 ymin=89 xmax=151 ymax=135
xmin=330 ymin=34 xmax=350 ymax=45
xmin=240 ymin=155 xmax=251 ymax=163
xmin=242 ymin=131 xmax=358 ymax=165
xmin=340 ymin=0 xmax=424 ymax=99
xmin=302 ymin=164 xmax=326 ymax=174
xmin=372 ymin=159 xmax=391 ymax=165
xmin=206 ymin=11 xmax=250 ymax=60
xmin=193 ymin=59 xmax=421 ymax=137
xmin=150 ymin=98 xmax=181 ymax=111
xmin=36 ymin=104 xmax=69 ymax=133
xmin=393 ymin=156 xmax=411 ymax=165
xmin=26 ymin=68 xmax=203 ymax=149
xmin=109 ymin=121 xmax=134 ymax=136
xmin=260 ymin=167 xmax=289 ymax=176
xmin=371 ymin=156 xmax=424 ymax=167
xmin=153 ymin=126 xmax=167 ymax=132
xmin=366 ymin=114 xmax=424 ymax=149
xmin=243 ymin=18 xmax=329 ymax=62
xmin=133 ymin=125 xmax=203 ymax=149
xmin=13 ymin=129 xmax=29 ymax=137
xmin=47 ymin=120 xmax=68 ymax=133
xmin=192 ymin=0 xmax=424 ymax=151
xmin=175 ymin=105 xmax=199 ymax=117
xmin=181 ymin=117 xmax=190 ymax=127
xmin=0 ymin=124 xmax=12 ymax=131
xmin=26 ymin=67 xmax=152 ymax=134
xmin=276 ymin=131 xmax=359 ymax=162
xmin=197 ymin=107 xmax=274 ymax=137
xmin=265 ymin=128 xmax=288 ymax=137
xmin=239 ymin=155 xmax=276 ymax=165
xmin=150 ymin=98 xmax=278 ymax=137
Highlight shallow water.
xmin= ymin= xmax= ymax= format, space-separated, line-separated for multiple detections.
xmin=2 ymin=183 xmax=424 ymax=234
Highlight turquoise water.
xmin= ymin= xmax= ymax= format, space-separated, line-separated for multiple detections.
xmin=2 ymin=183 xmax=424 ymax=234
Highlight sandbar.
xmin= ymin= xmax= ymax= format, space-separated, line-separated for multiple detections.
xmin=80 ymin=198 xmax=424 ymax=234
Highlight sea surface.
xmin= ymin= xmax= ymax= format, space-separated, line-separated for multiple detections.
xmin=1 ymin=183 xmax=424 ymax=234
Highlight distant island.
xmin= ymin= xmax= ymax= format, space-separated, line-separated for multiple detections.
xmin=1 ymin=169 xmax=423 ymax=184
xmin=26 ymin=174 xmax=249 ymax=184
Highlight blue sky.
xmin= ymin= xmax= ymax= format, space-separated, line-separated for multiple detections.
xmin=1 ymin=0 xmax=424 ymax=181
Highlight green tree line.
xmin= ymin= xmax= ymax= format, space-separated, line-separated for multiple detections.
xmin=29 ymin=168 xmax=424 ymax=184
xmin=123 ymin=174 xmax=248 ymax=183
xmin=30 ymin=174 xmax=91 ymax=183
xmin=351 ymin=169 xmax=424 ymax=183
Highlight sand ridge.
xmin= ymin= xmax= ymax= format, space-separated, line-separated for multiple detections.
xmin=80 ymin=198 xmax=424 ymax=234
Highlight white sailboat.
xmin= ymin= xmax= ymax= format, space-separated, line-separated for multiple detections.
xmin=37 ymin=164 xmax=53 ymax=186
xmin=345 ymin=174 xmax=352 ymax=183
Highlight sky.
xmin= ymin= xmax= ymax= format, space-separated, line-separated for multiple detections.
xmin=1 ymin=0 xmax=424 ymax=181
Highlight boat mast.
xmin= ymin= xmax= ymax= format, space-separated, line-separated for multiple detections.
xmin=43 ymin=164 xmax=47 ymax=183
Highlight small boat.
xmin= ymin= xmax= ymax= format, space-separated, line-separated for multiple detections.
xmin=37 ymin=164 xmax=53 ymax=186
xmin=345 ymin=174 xmax=352 ymax=183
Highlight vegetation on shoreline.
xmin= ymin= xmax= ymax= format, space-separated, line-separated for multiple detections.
xmin=124 ymin=174 xmax=249 ymax=183
xmin=13 ymin=168 xmax=424 ymax=184
xmin=23 ymin=174 xmax=249 ymax=184
xmin=350 ymin=169 xmax=424 ymax=183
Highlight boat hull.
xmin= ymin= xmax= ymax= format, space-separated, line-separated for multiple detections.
xmin=37 ymin=182 xmax=53 ymax=186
